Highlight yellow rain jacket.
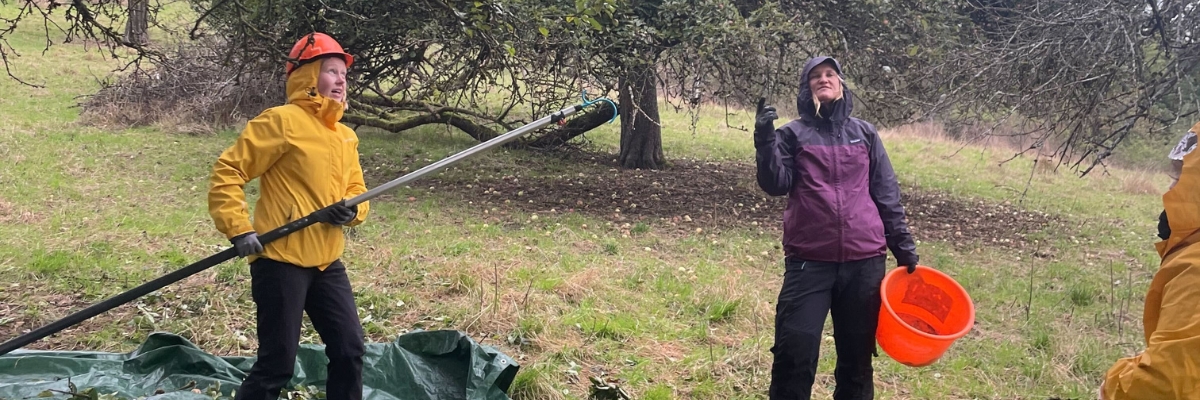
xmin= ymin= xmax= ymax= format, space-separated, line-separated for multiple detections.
xmin=207 ymin=60 xmax=370 ymax=270
xmin=1102 ymin=121 xmax=1200 ymax=399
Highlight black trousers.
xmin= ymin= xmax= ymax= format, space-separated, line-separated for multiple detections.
xmin=769 ymin=256 xmax=886 ymax=400
xmin=235 ymin=258 xmax=365 ymax=400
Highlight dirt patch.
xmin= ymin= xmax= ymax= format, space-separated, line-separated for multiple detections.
xmin=366 ymin=151 xmax=1066 ymax=251
xmin=903 ymin=190 xmax=1066 ymax=250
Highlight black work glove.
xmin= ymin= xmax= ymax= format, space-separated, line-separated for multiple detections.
xmin=1158 ymin=209 xmax=1171 ymax=240
xmin=898 ymin=254 xmax=919 ymax=274
xmin=755 ymin=97 xmax=778 ymax=134
xmin=231 ymin=232 xmax=263 ymax=257
xmin=313 ymin=201 xmax=357 ymax=226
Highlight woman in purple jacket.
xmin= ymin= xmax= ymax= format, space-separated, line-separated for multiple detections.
xmin=755 ymin=56 xmax=920 ymax=399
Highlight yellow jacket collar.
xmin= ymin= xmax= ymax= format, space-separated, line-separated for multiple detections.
xmin=285 ymin=60 xmax=346 ymax=129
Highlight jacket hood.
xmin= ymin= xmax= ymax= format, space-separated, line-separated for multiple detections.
xmin=1158 ymin=121 xmax=1200 ymax=259
xmin=286 ymin=59 xmax=345 ymax=129
xmin=797 ymin=56 xmax=853 ymax=122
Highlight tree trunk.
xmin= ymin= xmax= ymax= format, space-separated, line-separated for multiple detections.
xmin=617 ymin=63 xmax=664 ymax=169
xmin=124 ymin=0 xmax=149 ymax=46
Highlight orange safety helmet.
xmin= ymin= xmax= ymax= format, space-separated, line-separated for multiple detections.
xmin=285 ymin=32 xmax=354 ymax=75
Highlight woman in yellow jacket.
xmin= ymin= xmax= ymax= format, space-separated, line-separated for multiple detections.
xmin=207 ymin=32 xmax=371 ymax=400
xmin=1100 ymin=121 xmax=1200 ymax=399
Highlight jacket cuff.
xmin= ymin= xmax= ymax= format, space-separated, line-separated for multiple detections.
xmin=754 ymin=126 xmax=775 ymax=145
xmin=224 ymin=223 xmax=255 ymax=240
xmin=346 ymin=201 xmax=369 ymax=227
xmin=229 ymin=231 xmax=256 ymax=243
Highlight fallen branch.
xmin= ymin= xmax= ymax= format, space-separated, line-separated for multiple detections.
xmin=525 ymin=102 xmax=618 ymax=148
xmin=355 ymin=95 xmax=516 ymax=132
xmin=342 ymin=111 xmax=500 ymax=142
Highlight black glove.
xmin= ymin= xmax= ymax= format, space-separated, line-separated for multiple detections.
xmin=898 ymin=254 xmax=919 ymax=274
xmin=755 ymin=97 xmax=778 ymax=133
xmin=1158 ymin=209 xmax=1171 ymax=240
xmin=313 ymin=201 xmax=357 ymax=226
xmin=231 ymin=232 xmax=263 ymax=257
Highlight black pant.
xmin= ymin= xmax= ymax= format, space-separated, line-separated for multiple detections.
xmin=769 ymin=256 xmax=886 ymax=400
xmin=235 ymin=258 xmax=365 ymax=400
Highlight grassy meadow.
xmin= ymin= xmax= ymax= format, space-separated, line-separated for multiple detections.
xmin=0 ymin=3 xmax=1180 ymax=399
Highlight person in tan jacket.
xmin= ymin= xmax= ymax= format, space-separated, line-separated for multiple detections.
xmin=207 ymin=32 xmax=370 ymax=400
xmin=1100 ymin=121 xmax=1200 ymax=400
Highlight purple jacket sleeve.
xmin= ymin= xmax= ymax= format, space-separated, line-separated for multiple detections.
xmin=755 ymin=125 xmax=796 ymax=196
xmin=866 ymin=125 xmax=919 ymax=266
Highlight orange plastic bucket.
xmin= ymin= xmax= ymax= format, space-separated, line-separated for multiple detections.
xmin=876 ymin=265 xmax=974 ymax=367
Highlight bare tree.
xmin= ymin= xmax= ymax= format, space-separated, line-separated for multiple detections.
xmin=874 ymin=0 xmax=1200 ymax=175
xmin=0 ymin=0 xmax=163 ymax=86
xmin=11 ymin=0 xmax=1194 ymax=176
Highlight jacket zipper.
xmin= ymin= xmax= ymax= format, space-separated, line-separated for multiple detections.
xmin=834 ymin=126 xmax=843 ymax=262
xmin=329 ymin=125 xmax=343 ymax=204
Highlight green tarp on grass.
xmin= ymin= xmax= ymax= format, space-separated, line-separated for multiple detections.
xmin=0 ymin=330 xmax=518 ymax=400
